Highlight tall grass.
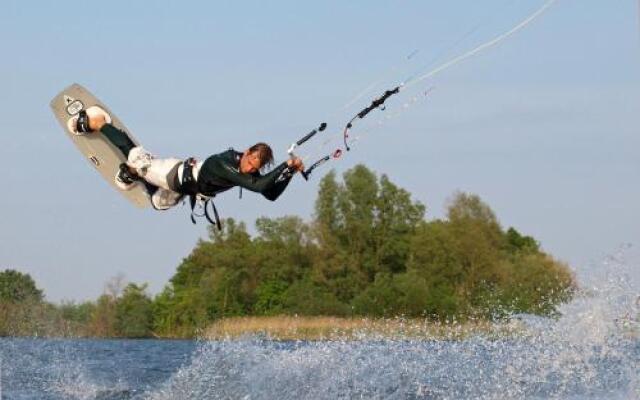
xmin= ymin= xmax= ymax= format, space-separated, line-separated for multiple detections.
xmin=204 ymin=315 xmax=523 ymax=341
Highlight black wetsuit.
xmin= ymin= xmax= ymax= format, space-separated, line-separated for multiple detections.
xmin=101 ymin=124 xmax=293 ymax=201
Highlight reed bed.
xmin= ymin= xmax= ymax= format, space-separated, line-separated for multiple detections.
xmin=204 ymin=315 xmax=525 ymax=341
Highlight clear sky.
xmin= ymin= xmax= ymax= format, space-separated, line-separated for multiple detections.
xmin=0 ymin=0 xmax=638 ymax=302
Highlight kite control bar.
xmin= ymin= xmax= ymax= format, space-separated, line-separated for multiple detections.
xmin=357 ymin=86 xmax=400 ymax=119
xmin=295 ymin=85 xmax=404 ymax=180
xmin=343 ymin=85 xmax=401 ymax=151
xmin=288 ymin=122 xmax=326 ymax=154
xmin=302 ymin=149 xmax=342 ymax=180
xmin=288 ymin=122 xmax=326 ymax=180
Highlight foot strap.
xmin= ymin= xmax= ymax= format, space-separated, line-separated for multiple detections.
xmin=118 ymin=163 xmax=139 ymax=185
xmin=75 ymin=110 xmax=92 ymax=133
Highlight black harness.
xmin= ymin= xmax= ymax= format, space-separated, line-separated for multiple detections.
xmin=172 ymin=158 xmax=222 ymax=231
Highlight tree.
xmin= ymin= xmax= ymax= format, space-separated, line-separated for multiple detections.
xmin=0 ymin=269 xmax=43 ymax=303
xmin=314 ymin=170 xmax=342 ymax=240
xmin=58 ymin=301 xmax=95 ymax=325
xmin=312 ymin=165 xmax=425 ymax=303
xmin=352 ymin=271 xmax=458 ymax=319
xmin=150 ymin=166 xmax=576 ymax=336
xmin=115 ymin=283 xmax=153 ymax=338
xmin=282 ymin=278 xmax=348 ymax=316
xmin=505 ymin=227 xmax=539 ymax=254
xmin=88 ymin=274 xmax=127 ymax=337
xmin=444 ymin=192 xmax=506 ymax=310
xmin=500 ymin=253 xmax=575 ymax=315
xmin=89 ymin=294 xmax=117 ymax=337
xmin=372 ymin=175 xmax=425 ymax=275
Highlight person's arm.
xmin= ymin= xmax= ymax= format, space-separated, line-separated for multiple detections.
xmin=261 ymin=175 xmax=292 ymax=201
xmin=214 ymin=158 xmax=294 ymax=195
xmin=260 ymin=157 xmax=304 ymax=200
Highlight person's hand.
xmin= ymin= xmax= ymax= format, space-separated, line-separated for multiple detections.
xmin=287 ymin=157 xmax=305 ymax=172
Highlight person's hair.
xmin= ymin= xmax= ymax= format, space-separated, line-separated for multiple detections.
xmin=248 ymin=142 xmax=274 ymax=168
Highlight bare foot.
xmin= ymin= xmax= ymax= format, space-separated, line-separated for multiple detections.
xmin=89 ymin=114 xmax=107 ymax=131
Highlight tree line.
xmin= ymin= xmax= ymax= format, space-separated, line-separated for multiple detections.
xmin=0 ymin=271 xmax=153 ymax=337
xmin=0 ymin=165 xmax=575 ymax=338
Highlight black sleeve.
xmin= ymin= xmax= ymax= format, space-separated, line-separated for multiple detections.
xmin=261 ymin=176 xmax=292 ymax=201
xmin=213 ymin=159 xmax=294 ymax=196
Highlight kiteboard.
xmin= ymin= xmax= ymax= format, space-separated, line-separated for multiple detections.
xmin=50 ymin=83 xmax=150 ymax=208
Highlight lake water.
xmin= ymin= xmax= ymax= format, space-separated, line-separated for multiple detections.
xmin=0 ymin=332 xmax=638 ymax=399
xmin=1 ymin=252 xmax=638 ymax=399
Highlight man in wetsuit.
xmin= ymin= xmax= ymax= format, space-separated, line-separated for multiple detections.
xmin=76 ymin=111 xmax=304 ymax=214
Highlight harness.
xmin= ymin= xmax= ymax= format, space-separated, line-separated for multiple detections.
xmin=172 ymin=157 xmax=222 ymax=231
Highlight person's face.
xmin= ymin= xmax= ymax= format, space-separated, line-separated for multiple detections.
xmin=240 ymin=150 xmax=262 ymax=174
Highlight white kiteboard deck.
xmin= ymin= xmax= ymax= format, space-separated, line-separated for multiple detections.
xmin=50 ymin=83 xmax=150 ymax=208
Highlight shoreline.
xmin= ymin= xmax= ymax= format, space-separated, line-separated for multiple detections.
xmin=201 ymin=315 xmax=527 ymax=341
xmin=3 ymin=314 xmax=638 ymax=340
xmin=0 ymin=316 xmax=526 ymax=340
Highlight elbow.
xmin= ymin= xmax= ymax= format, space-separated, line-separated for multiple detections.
xmin=263 ymin=193 xmax=278 ymax=202
xmin=262 ymin=188 xmax=281 ymax=201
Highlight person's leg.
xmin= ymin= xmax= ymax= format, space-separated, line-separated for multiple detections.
xmin=125 ymin=148 xmax=184 ymax=211
xmin=137 ymin=157 xmax=183 ymax=210
xmin=150 ymin=188 xmax=183 ymax=210
xmin=101 ymin=127 xmax=182 ymax=195
xmin=100 ymin=124 xmax=137 ymax=159
xmin=76 ymin=112 xmax=140 ymax=190
xmin=82 ymin=112 xmax=182 ymax=210
xmin=142 ymin=157 xmax=182 ymax=191
xmin=75 ymin=109 xmax=134 ymax=159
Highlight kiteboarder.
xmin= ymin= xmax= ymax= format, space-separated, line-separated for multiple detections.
xmin=74 ymin=110 xmax=304 ymax=220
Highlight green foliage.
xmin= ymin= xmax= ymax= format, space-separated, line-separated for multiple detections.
xmin=312 ymin=165 xmax=426 ymax=303
xmin=0 ymin=269 xmax=43 ymax=303
xmin=0 ymin=278 xmax=99 ymax=337
xmin=254 ymin=280 xmax=288 ymax=315
xmin=282 ymin=278 xmax=349 ymax=316
xmin=2 ymin=165 xmax=577 ymax=339
xmin=501 ymin=253 xmax=575 ymax=315
xmin=58 ymin=301 xmax=95 ymax=324
xmin=352 ymin=272 xmax=458 ymax=319
xmin=0 ymin=270 xmax=160 ymax=338
xmin=148 ymin=165 xmax=574 ymax=337
xmin=114 ymin=283 xmax=153 ymax=338
xmin=352 ymin=273 xmax=401 ymax=317
xmin=505 ymin=227 xmax=539 ymax=254
xmin=90 ymin=294 xmax=117 ymax=337
xmin=49 ymin=278 xmax=155 ymax=338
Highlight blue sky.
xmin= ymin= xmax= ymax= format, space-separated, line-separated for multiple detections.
xmin=0 ymin=0 xmax=638 ymax=302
